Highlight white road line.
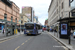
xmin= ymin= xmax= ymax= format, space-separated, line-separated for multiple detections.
xmin=47 ymin=33 xmax=68 ymax=50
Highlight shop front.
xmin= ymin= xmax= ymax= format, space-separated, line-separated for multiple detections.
xmin=0 ymin=19 xmax=17 ymax=36
xmin=58 ymin=17 xmax=75 ymax=39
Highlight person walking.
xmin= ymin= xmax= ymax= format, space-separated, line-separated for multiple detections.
xmin=2 ymin=28 xmax=5 ymax=34
xmin=70 ymin=28 xmax=73 ymax=36
xmin=73 ymin=28 xmax=75 ymax=38
xmin=18 ymin=28 xmax=20 ymax=33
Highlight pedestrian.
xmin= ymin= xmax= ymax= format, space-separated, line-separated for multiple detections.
xmin=22 ymin=29 xmax=23 ymax=32
xmin=70 ymin=28 xmax=73 ymax=36
xmin=2 ymin=28 xmax=5 ymax=34
xmin=73 ymin=28 xmax=75 ymax=38
xmin=18 ymin=28 xmax=20 ymax=33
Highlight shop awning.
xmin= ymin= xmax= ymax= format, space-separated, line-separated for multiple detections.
xmin=57 ymin=17 xmax=75 ymax=22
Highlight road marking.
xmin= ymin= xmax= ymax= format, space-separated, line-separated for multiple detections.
xmin=47 ymin=33 xmax=68 ymax=50
xmin=15 ymin=37 xmax=33 ymax=50
xmin=28 ymin=38 xmax=30 ymax=40
xmin=25 ymin=40 xmax=28 ymax=42
xmin=15 ymin=46 xmax=20 ymax=50
xmin=63 ymin=46 xmax=68 ymax=50
xmin=0 ymin=36 xmax=19 ymax=43
xmin=28 ymin=37 xmax=32 ymax=41
xmin=21 ymin=43 xmax=24 ymax=45
xmin=0 ymin=38 xmax=11 ymax=43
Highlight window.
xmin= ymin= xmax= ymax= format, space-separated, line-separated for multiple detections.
xmin=15 ymin=18 xmax=17 ymax=23
xmin=25 ymin=24 xmax=34 ymax=29
xmin=59 ymin=6 xmax=60 ymax=12
xmin=4 ymin=14 xmax=7 ymax=20
xmin=61 ymin=12 xmax=63 ymax=17
xmin=57 ymin=1 xmax=58 ymax=7
xmin=57 ymin=9 xmax=58 ymax=14
xmin=21 ymin=16 xmax=23 ymax=19
xmin=62 ymin=2 xmax=63 ymax=9
xmin=59 ymin=0 xmax=61 ymax=4
xmin=11 ymin=16 xmax=13 ymax=22
xmin=21 ymin=21 xmax=23 ymax=24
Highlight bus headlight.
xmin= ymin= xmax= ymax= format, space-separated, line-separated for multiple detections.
xmin=26 ymin=30 xmax=29 ymax=32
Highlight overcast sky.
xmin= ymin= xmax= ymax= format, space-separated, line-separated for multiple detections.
xmin=10 ymin=0 xmax=51 ymax=25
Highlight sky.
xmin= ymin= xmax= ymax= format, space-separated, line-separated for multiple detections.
xmin=10 ymin=0 xmax=51 ymax=25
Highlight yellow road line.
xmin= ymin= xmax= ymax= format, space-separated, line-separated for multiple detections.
xmin=26 ymin=37 xmax=33 ymax=42
xmin=15 ymin=46 xmax=20 ymax=50
xmin=0 ymin=39 xmax=11 ymax=43
xmin=28 ymin=38 xmax=30 ymax=40
xmin=0 ymin=36 xmax=18 ymax=43
xmin=28 ymin=37 xmax=32 ymax=40
xmin=14 ymin=37 xmax=33 ymax=50
xmin=25 ymin=40 xmax=28 ymax=42
xmin=21 ymin=43 xmax=24 ymax=45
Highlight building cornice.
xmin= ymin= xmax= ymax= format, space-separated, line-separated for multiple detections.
xmin=48 ymin=0 xmax=53 ymax=12
xmin=10 ymin=1 xmax=20 ymax=9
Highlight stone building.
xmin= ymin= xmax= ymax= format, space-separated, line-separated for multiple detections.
xmin=34 ymin=16 xmax=38 ymax=23
xmin=20 ymin=14 xmax=28 ymax=29
xmin=48 ymin=0 xmax=70 ymax=27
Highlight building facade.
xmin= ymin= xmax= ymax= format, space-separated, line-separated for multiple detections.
xmin=0 ymin=0 xmax=19 ymax=34
xmin=20 ymin=14 xmax=28 ymax=25
xmin=34 ymin=16 xmax=38 ymax=23
xmin=20 ymin=14 xmax=28 ymax=29
xmin=22 ymin=6 xmax=34 ymax=22
xmin=44 ymin=19 xmax=48 ymax=26
xmin=48 ymin=0 xmax=71 ymax=28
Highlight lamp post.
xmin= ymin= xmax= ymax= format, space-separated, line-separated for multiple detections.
xmin=69 ymin=11 xmax=71 ymax=45
xmin=68 ymin=0 xmax=74 ymax=45
xmin=19 ymin=20 xmax=21 ymax=34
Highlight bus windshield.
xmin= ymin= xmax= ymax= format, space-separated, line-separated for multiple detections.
xmin=25 ymin=24 xmax=34 ymax=29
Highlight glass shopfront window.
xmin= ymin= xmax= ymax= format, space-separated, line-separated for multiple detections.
xmin=71 ymin=0 xmax=75 ymax=10
xmin=4 ymin=14 xmax=7 ymax=20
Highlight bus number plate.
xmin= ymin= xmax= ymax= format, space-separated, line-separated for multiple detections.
xmin=28 ymin=33 xmax=31 ymax=34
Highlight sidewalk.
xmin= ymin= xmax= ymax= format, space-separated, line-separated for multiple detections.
xmin=48 ymin=32 xmax=75 ymax=50
xmin=0 ymin=31 xmax=24 ymax=41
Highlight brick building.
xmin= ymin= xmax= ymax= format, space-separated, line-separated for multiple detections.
xmin=0 ymin=0 xmax=19 ymax=35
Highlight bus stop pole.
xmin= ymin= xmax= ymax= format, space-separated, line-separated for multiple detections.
xmin=20 ymin=22 xmax=21 ymax=34
xmin=57 ymin=23 xmax=59 ymax=37
xmin=68 ymin=0 xmax=71 ymax=45
xmin=69 ymin=0 xmax=70 ymax=45
xmin=5 ymin=22 xmax=7 ymax=36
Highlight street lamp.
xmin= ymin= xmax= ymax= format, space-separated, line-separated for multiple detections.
xmin=68 ymin=0 xmax=74 ymax=45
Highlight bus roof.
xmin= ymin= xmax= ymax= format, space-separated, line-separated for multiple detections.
xmin=25 ymin=22 xmax=42 ymax=26
xmin=25 ymin=22 xmax=34 ymax=24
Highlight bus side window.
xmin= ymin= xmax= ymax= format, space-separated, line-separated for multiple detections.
xmin=36 ymin=27 xmax=38 ymax=30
